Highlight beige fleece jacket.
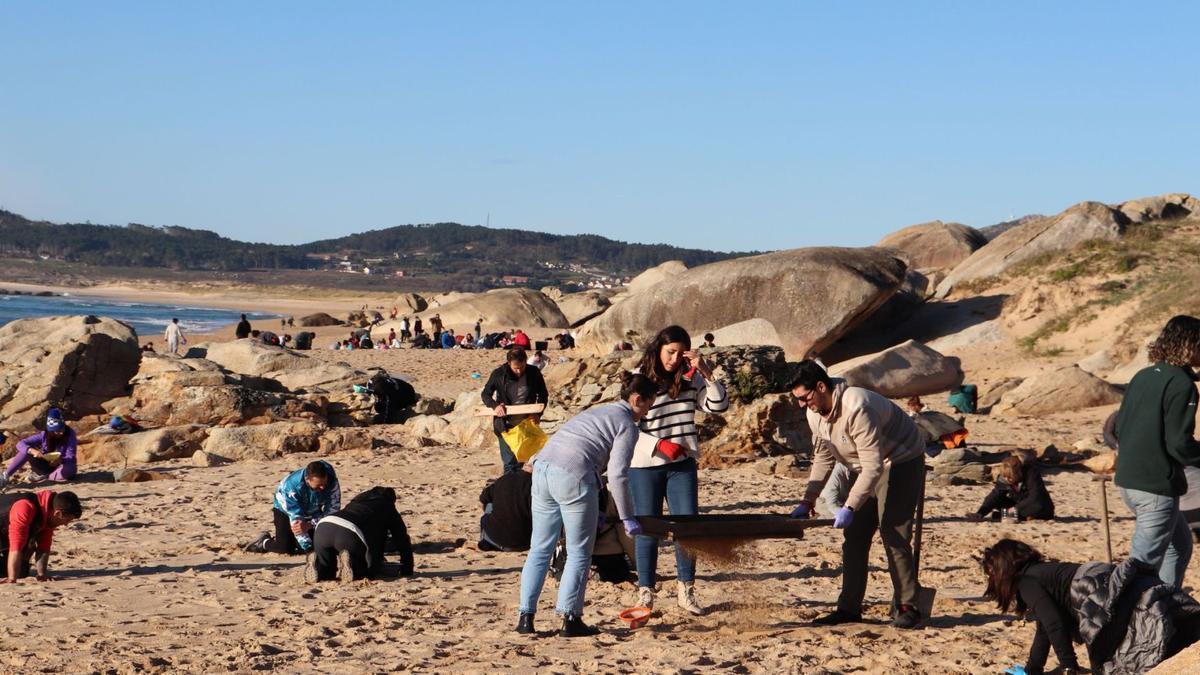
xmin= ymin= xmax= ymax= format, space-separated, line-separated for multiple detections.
xmin=802 ymin=381 xmax=924 ymax=511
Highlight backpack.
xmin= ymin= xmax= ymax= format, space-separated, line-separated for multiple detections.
xmin=947 ymin=384 xmax=978 ymax=414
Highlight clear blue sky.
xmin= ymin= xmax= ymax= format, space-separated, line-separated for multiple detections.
xmin=1 ymin=2 xmax=1196 ymax=252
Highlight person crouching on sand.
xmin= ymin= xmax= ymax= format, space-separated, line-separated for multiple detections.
xmin=515 ymin=371 xmax=656 ymax=638
xmin=2 ymin=409 xmax=77 ymax=486
xmin=788 ymin=359 xmax=927 ymax=629
xmin=967 ymin=453 xmax=1055 ymax=522
xmin=0 ymin=490 xmax=82 ymax=583
xmin=244 ymin=461 xmax=340 ymax=555
xmin=312 ymin=486 xmax=413 ymax=581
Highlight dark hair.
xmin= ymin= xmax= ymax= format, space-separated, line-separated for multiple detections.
xmin=1148 ymin=315 xmax=1200 ymax=367
xmin=241 ymin=314 xmax=247 ymax=320
xmin=619 ymin=371 xmax=659 ymax=401
xmin=704 ymin=333 xmax=714 ymax=343
xmin=172 ymin=318 xmax=179 ymax=323
xmin=638 ymin=325 xmax=692 ymax=399
xmin=305 ymin=461 xmax=331 ymax=480
xmin=998 ymin=454 xmax=1024 ymax=485
xmin=787 ymin=359 xmax=834 ymax=392
xmin=506 ymin=347 xmax=528 ymax=363
xmin=251 ymin=330 xmax=261 ymax=337
xmin=981 ymin=538 xmax=1043 ymax=612
xmin=53 ymin=491 xmax=83 ymax=519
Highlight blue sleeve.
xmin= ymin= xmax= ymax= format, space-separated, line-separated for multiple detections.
xmin=325 ymin=479 xmax=341 ymax=516
xmin=605 ymin=420 xmax=638 ymax=520
xmin=274 ymin=473 xmax=305 ymax=521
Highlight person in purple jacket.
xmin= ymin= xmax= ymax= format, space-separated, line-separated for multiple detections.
xmin=2 ymin=409 xmax=77 ymax=486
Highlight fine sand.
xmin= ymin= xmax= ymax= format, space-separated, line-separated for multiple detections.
xmin=1 ymin=352 xmax=1191 ymax=673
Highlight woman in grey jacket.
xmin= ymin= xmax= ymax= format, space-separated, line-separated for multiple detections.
xmin=516 ymin=372 xmax=658 ymax=638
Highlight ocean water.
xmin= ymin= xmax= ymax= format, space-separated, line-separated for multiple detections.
xmin=0 ymin=293 xmax=278 ymax=341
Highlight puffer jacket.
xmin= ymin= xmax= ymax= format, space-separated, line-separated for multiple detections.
xmin=1070 ymin=559 xmax=1200 ymax=674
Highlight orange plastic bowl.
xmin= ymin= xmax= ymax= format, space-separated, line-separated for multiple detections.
xmin=619 ymin=606 xmax=652 ymax=629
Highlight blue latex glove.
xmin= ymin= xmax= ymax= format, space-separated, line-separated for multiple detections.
xmin=924 ymin=444 xmax=943 ymax=459
xmin=622 ymin=518 xmax=644 ymax=536
xmin=1003 ymin=666 xmax=1027 ymax=675
xmin=790 ymin=501 xmax=812 ymax=519
xmin=833 ymin=507 xmax=855 ymax=529
xmin=596 ymin=513 xmax=608 ymax=530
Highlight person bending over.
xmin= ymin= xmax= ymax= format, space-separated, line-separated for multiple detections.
xmin=0 ymin=490 xmax=82 ymax=583
xmin=969 ymin=453 xmax=1055 ymax=522
xmin=982 ymin=538 xmax=1200 ymax=675
xmin=312 ymin=486 xmax=413 ymax=581
xmin=245 ymin=461 xmax=340 ymax=554
xmin=2 ymin=409 xmax=78 ymax=486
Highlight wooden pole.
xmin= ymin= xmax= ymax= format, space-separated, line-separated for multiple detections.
xmin=1096 ymin=475 xmax=1113 ymax=564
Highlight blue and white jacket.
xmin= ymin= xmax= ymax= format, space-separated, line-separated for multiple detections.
xmin=273 ymin=462 xmax=341 ymax=523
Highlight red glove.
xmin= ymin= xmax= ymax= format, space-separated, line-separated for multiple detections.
xmin=655 ymin=438 xmax=686 ymax=461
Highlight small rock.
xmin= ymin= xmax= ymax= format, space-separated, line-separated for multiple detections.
xmin=753 ymin=460 xmax=776 ymax=476
xmin=191 ymin=450 xmax=224 ymax=467
xmin=1082 ymin=451 xmax=1117 ymax=474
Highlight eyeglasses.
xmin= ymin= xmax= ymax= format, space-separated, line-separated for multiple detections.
xmin=794 ymin=388 xmax=818 ymax=405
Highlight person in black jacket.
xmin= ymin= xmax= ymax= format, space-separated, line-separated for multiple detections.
xmin=968 ymin=454 xmax=1055 ymax=522
xmin=478 ymin=466 xmax=533 ymax=551
xmin=480 ymin=348 xmax=549 ymax=474
xmin=235 ymin=314 xmax=252 ymax=339
xmin=311 ymin=486 xmax=414 ymax=581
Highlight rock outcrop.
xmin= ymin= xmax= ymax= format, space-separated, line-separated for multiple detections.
xmin=626 ymin=260 xmax=686 ymax=295
xmin=393 ymin=293 xmax=428 ymax=314
xmin=299 ymin=313 xmax=342 ymax=327
xmin=202 ymin=421 xmax=325 ymax=461
xmin=877 ymin=220 xmax=987 ymax=270
xmin=992 ymin=366 xmax=1123 ymax=416
xmin=556 ymin=290 xmax=614 ymax=328
xmin=830 ymin=340 xmax=964 ymax=398
xmin=0 ymin=315 xmax=141 ymax=428
xmin=937 ymin=201 xmax=1131 ymax=297
xmin=192 ymin=340 xmax=362 ymax=393
xmin=1115 ymin=192 xmax=1196 ymax=223
xmin=78 ymin=425 xmax=210 ymax=464
xmin=576 ymin=247 xmax=908 ymax=359
xmin=420 ymin=288 xmax=568 ymax=329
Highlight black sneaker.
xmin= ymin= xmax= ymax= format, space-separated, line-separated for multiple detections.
xmin=243 ymin=532 xmax=271 ymax=553
xmin=559 ymin=615 xmax=600 ymax=638
xmin=893 ymin=604 xmax=923 ymax=629
xmin=515 ymin=613 xmax=535 ymax=634
xmin=812 ymin=609 xmax=862 ymax=626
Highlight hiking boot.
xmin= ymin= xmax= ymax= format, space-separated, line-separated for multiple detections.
xmin=559 ymin=615 xmax=600 ymax=638
xmin=812 ymin=609 xmax=863 ymax=626
xmin=636 ymin=586 xmax=655 ymax=609
xmin=893 ymin=604 xmax=923 ymax=629
xmin=243 ymin=532 xmax=271 ymax=553
xmin=515 ymin=612 xmax=535 ymax=635
xmin=677 ymin=581 xmax=704 ymax=616
xmin=28 ymin=472 xmax=48 ymax=485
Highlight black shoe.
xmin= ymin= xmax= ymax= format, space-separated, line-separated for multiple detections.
xmin=812 ymin=609 xmax=862 ymax=626
xmin=515 ymin=613 xmax=535 ymax=634
xmin=243 ymin=532 xmax=271 ymax=553
xmin=559 ymin=615 xmax=600 ymax=637
xmin=893 ymin=604 xmax=923 ymax=629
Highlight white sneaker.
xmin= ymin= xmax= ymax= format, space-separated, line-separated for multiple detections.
xmin=636 ymin=586 xmax=655 ymax=609
xmin=677 ymin=581 xmax=704 ymax=616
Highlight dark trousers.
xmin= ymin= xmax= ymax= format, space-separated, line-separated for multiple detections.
xmin=630 ymin=458 xmax=699 ymax=586
xmin=265 ymin=508 xmax=300 ymax=554
xmin=312 ymin=522 xmax=369 ymax=581
xmin=839 ymin=455 xmax=924 ymax=614
xmin=497 ymin=434 xmax=522 ymax=475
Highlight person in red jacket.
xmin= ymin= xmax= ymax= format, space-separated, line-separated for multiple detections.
xmin=0 ymin=490 xmax=82 ymax=583
xmin=512 ymin=329 xmax=531 ymax=350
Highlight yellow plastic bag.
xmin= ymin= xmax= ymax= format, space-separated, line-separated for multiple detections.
xmin=501 ymin=418 xmax=548 ymax=463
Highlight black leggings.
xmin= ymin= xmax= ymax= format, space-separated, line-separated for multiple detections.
xmin=312 ymin=522 xmax=369 ymax=581
xmin=265 ymin=508 xmax=301 ymax=554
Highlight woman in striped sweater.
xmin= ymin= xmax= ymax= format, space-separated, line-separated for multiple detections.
xmin=630 ymin=325 xmax=729 ymax=615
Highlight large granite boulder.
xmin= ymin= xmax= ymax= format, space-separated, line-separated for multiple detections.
xmin=877 ymin=220 xmax=987 ymax=270
xmin=626 ymin=260 xmax=687 ymax=295
xmin=202 ymin=421 xmax=325 ymax=460
xmin=193 ymin=340 xmax=363 ymax=393
xmin=393 ymin=293 xmax=428 ymax=314
xmin=0 ymin=315 xmax=141 ymax=428
xmin=78 ymin=424 xmax=210 ymax=464
xmin=298 ymin=313 xmax=342 ymax=327
xmin=937 ymin=201 xmax=1131 ymax=297
xmin=698 ymin=394 xmax=811 ymax=468
xmin=556 ymin=290 xmax=615 ymax=328
xmin=1115 ymin=192 xmax=1196 ymax=223
xmin=576 ymin=247 xmax=908 ymax=359
xmin=992 ymin=365 xmax=1123 ymax=416
xmin=830 ymin=340 xmax=964 ymax=398
xmin=421 ymin=288 xmax=568 ymax=329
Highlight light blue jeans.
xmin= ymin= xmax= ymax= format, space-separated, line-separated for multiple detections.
xmin=1120 ymin=487 xmax=1193 ymax=588
xmin=518 ymin=462 xmax=599 ymax=617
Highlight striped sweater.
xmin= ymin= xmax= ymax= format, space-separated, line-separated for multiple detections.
xmin=632 ymin=372 xmax=729 ymax=468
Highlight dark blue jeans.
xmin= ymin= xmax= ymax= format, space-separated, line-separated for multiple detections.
xmin=497 ymin=434 xmax=522 ymax=475
xmin=630 ymin=458 xmax=698 ymax=586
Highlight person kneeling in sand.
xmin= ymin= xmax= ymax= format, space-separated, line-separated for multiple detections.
xmin=312 ymin=487 xmax=414 ymax=581
xmin=0 ymin=490 xmax=82 ymax=583
xmin=968 ymin=453 xmax=1054 ymax=522
xmin=2 ymin=409 xmax=78 ymax=486
xmin=245 ymin=461 xmax=340 ymax=555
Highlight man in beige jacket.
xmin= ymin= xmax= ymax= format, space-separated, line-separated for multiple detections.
xmin=788 ymin=360 xmax=927 ymax=629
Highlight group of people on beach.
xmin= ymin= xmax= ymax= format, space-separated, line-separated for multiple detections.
xmin=8 ymin=309 xmax=1200 ymax=673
